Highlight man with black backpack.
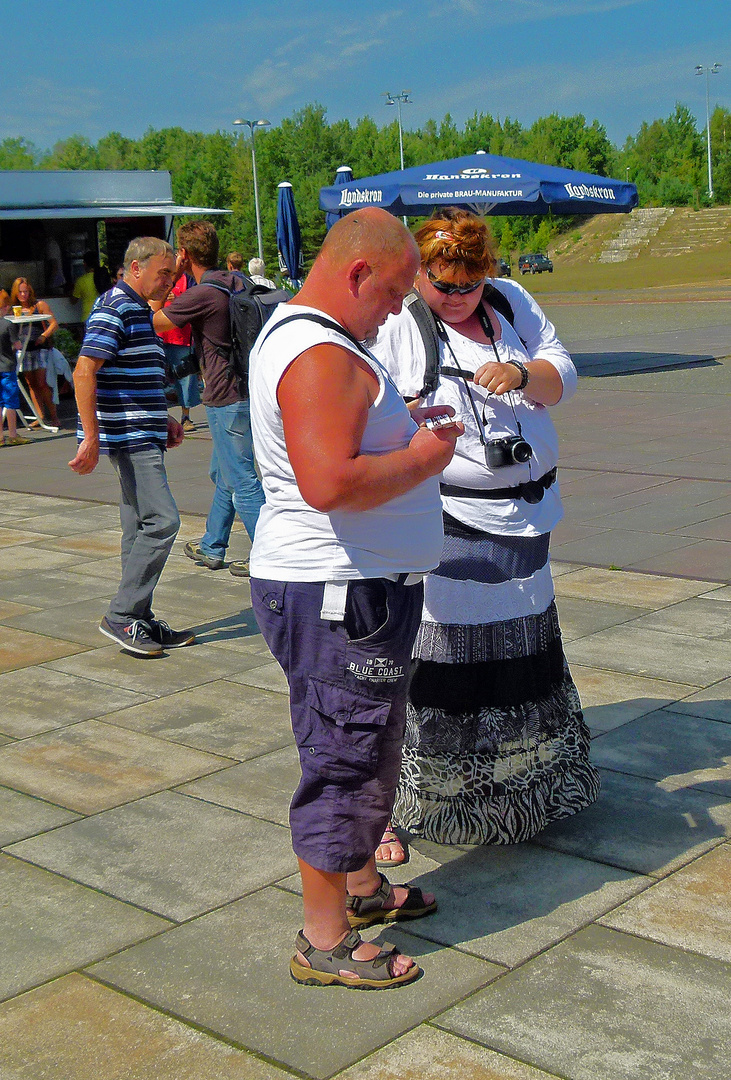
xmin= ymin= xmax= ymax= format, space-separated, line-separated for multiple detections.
xmin=153 ymin=220 xmax=273 ymax=577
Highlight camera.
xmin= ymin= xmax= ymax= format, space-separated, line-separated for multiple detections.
xmin=485 ymin=434 xmax=533 ymax=468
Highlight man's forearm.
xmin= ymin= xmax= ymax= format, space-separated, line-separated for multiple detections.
xmin=73 ymin=358 xmax=100 ymax=443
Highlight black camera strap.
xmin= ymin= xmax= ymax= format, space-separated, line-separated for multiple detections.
xmin=435 ymin=305 xmax=532 ymax=479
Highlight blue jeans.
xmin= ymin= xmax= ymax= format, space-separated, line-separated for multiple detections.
xmin=200 ymin=401 xmax=265 ymax=557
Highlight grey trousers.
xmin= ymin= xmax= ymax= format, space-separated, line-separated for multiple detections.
xmin=106 ymin=446 xmax=180 ymax=623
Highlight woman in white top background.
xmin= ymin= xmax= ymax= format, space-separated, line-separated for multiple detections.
xmin=372 ymin=208 xmax=599 ymax=855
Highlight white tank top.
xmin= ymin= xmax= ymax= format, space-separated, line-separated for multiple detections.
xmin=248 ymin=304 xmax=443 ymax=581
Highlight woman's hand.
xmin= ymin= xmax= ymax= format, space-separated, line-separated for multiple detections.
xmin=473 ymin=361 xmax=524 ymax=396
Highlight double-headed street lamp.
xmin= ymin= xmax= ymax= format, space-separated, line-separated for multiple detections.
xmin=384 ymin=90 xmax=412 ymax=170
xmin=694 ymin=63 xmax=721 ymax=199
xmin=233 ymin=118 xmax=270 ymax=260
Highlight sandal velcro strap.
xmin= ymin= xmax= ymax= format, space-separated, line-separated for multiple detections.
xmin=346 ymin=872 xmax=391 ymax=917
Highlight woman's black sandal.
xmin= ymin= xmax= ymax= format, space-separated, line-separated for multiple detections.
xmin=346 ymin=872 xmax=437 ymax=929
xmin=290 ymin=928 xmax=420 ymax=989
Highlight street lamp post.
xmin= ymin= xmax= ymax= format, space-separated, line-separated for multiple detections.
xmin=384 ymin=90 xmax=412 ymax=170
xmin=233 ymin=118 xmax=270 ymax=260
xmin=695 ymin=64 xmax=721 ymax=199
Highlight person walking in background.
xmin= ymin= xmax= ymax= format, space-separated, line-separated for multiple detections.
xmin=156 ymin=272 xmax=201 ymax=433
xmin=371 ymin=208 xmax=599 ymax=860
xmin=226 ymin=252 xmax=244 ymax=271
xmin=69 ymin=237 xmax=193 ymax=657
xmin=248 ymin=207 xmax=462 ymax=988
xmin=71 ymin=251 xmax=101 ymax=324
xmin=247 ymin=256 xmax=277 ymax=289
xmin=153 ymin=221 xmax=265 ymax=578
xmin=0 ymin=291 xmax=30 ymax=446
xmin=9 ymin=277 xmax=60 ymax=430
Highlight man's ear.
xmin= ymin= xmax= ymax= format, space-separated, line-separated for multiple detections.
xmin=347 ymin=258 xmax=369 ymax=296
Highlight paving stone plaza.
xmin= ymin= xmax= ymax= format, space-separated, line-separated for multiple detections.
xmin=0 ymin=305 xmax=729 ymax=1079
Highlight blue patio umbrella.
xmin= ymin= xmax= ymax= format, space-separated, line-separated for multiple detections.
xmin=319 ymin=151 xmax=638 ymax=218
xmin=276 ymin=181 xmax=304 ymax=288
xmin=325 ymin=165 xmax=354 ymax=230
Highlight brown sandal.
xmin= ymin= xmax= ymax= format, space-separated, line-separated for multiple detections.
xmin=290 ymin=928 xmax=420 ymax=989
xmin=347 ymin=872 xmax=437 ymax=929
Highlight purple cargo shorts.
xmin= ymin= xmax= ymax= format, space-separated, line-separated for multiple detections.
xmin=251 ymin=576 xmax=423 ymax=874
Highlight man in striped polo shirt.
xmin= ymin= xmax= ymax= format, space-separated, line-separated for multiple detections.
xmin=69 ymin=237 xmax=194 ymax=657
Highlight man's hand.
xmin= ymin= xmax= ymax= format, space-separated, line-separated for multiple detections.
xmin=68 ymin=437 xmax=100 ymax=475
xmin=473 ymin=361 xmax=524 ymax=396
xmin=166 ymin=416 xmax=185 ymax=448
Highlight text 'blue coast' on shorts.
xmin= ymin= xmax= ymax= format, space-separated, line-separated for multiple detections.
xmin=251 ymin=576 xmax=424 ymax=874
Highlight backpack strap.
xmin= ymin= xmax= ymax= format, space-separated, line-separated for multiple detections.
xmin=259 ymin=312 xmax=371 ymax=357
xmin=404 ymin=280 xmax=526 ymax=399
xmin=403 ymin=290 xmax=441 ymax=399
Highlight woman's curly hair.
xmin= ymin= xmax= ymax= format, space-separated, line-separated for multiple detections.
xmin=414 ymin=208 xmax=497 ymax=279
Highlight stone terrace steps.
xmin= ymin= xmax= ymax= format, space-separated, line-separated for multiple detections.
xmin=598 ymin=207 xmax=675 ymax=263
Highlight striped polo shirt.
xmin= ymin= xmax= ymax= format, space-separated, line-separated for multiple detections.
xmin=78 ymin=281 xmax=168 ymax=454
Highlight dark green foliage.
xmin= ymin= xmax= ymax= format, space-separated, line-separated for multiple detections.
xmin=2 ymin=102 xmax=726 ymax=271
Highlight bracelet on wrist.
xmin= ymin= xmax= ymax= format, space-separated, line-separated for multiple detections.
xmin=505 ymin=358 xmax=529 ymax=390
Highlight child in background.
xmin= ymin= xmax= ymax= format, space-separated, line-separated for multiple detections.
xmin=0 ymin=290 xmax=30 ymax=446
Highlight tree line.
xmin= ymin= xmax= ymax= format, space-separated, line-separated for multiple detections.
xmin=1 ymin=101 xmax=728 ymax=271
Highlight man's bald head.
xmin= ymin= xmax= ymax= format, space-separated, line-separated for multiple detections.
xmin=320 ymin=207 xmax=418 ymax=272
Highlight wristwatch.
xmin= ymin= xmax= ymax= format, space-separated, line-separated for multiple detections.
xmin=505 ymin=358 xmax=529 ymax=390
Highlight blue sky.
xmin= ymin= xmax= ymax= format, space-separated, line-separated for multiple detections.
xmin=2 ymin=0 xmax=728 ymax=151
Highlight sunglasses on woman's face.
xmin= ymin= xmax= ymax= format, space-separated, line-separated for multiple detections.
xmin=424 ymin=267 xmax=484 ymax=295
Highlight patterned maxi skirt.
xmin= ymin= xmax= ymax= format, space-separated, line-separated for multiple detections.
xmin=392 ymin=514 xmax=601 ymax=845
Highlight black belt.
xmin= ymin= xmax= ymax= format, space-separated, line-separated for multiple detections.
xmin=441 ymin=467 xmax=557 ymax=505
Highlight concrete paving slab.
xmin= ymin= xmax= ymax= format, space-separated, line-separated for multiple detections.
xmin=671 ymin=677 xmax=731 ymax=723
xmin=0 ymin=525 xmax=50 ymax=547
xmin=8 ymin=790 xmax=296 ymax=921
xmin=552 ymin=566 xmax=717 ymax=607
xmin=152 ymin=573 xmax=250 ymax=619
xmin=89 ymin=886 xmax=501 ymax=1079
xmin=0 ymin=785 xmax=79 ymax=845
xmin=10 ymin=505 xmax=123 ymax=535
xmin=549 ymin=559 xmax=585 ymax=577
xmin=0 ymin=667 xmax=150 ymax=737
xmin=0 ymin=626 xmax=88 ymax=674
xmin=435 ymin=924 xmax=731 ymax=1080
xmin=4 ymin=595 xmax=114 ymax=646
xmin=226 ymin=661 xmax=290 ymax=695
xmin=178 ymin=745 xmax=300 ymax=827
xmin=534 ymin=768 xmax=731 ymax=876
xmin=700 ymin=584 xmax=731 ymax=601
xmin=0 ymin=719 xmax=231 ymax=813
xmin=0 ymin=568 xmax=115 ymax=608
xmin=599 ymin=843 xmax=731 ymax=965
xmin=381 ymin=843 xmax=649 ymax=969
xmin=0 ymin=598 xmax=38 ymax=618
xmin=582 ymin=500 xmax=731 ymax=535
xmin=33 ymin=528 xmax=123 ymax=557
xmin=45 ymin=641 xmax=259 ymax=697
xmin=551 ymin=528 xmax=701 ymax=571
xmin=0 ymin=973 xmax=287 ymax=1080
xmin=180 ymin=606 xmax=266 ymax=652
xmin=569 ymin=664 xmax=701 ymax=734
xmin=630 ymin=538 xmax=731 ymax=583
xmin=565 ymin=625 xmax=730 ymax=686
xmin=674 ymin=513 xmax=731 ymax=542
xmin=337 ymin=1025 xmax=558 ymax=1080
xmin=106 ymin=678 xmax=291 ymax=760
xmin=0 ymin=493 xmax=95 ymax=514
xmin=0 ymin=545 xmax=88 ymax=576
xmin=0 ymin=854 xmax=168 ymax=1002
xmin=591 ymin=710 xmax=731 ymax=797
xmin=628 ymin=595 xmax=731 ymax=640
xmin=553 ymin=595 xmax=641 ymax=641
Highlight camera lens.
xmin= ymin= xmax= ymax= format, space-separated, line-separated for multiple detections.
xmin=511 ymin=439 xmax=533 ymax=463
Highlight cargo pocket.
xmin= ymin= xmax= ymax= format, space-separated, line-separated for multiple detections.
xmin=302 ymin=676 xmax=391 ymax=784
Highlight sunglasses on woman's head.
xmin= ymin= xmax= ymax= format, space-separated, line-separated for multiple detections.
xmin=424 ymin=267 xmax=484 ymax=295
